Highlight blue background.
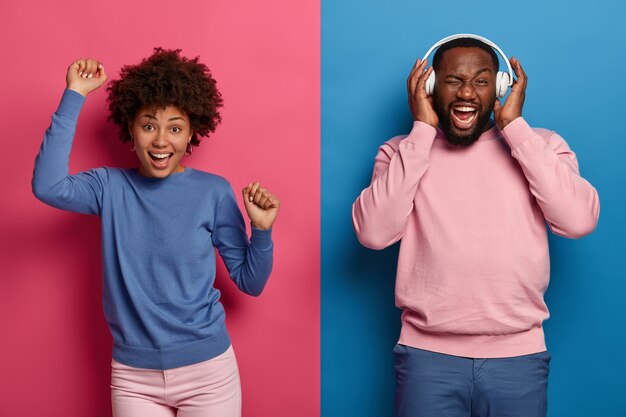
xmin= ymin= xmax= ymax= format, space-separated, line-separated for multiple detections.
xmin=321 ymin=1 xmax=625 ymax=416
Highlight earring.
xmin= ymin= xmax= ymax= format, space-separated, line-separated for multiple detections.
xmin=185 ymin=142 xmax=193 ymax=156
xmin=130 ymin=139 xmax=136 ymax=152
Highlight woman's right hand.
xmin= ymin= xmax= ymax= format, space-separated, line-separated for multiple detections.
xmin=66 ymin=58 xmax=107 ymax=97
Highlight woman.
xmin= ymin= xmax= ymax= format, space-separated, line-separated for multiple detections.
xmin=32 ymin=49 xmax=280 ymax=416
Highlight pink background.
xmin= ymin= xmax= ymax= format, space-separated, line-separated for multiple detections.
xmin=0 ymin=1 xmax=319 ymax=416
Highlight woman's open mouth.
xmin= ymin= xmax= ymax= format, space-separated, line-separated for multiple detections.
xmin=148 ymin=152 xmax=173 ymax=168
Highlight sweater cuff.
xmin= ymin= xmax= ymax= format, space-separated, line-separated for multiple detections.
xmin=403 ymin=121 xmax=437 ymax=151
xmin=57 ymin=89 xmax=86 ymax=120
xmin=250 ymin=225 xmax=273 ymax=249
xmin=501 ymin=117 xmax=534 ymax=150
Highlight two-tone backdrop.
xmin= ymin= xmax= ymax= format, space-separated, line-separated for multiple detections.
xmin=1 ymin=0 xmax=624 ymax=416
xmin=0 ymin=1 xmax=319 ymax=416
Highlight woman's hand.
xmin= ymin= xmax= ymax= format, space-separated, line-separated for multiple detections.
xmin=242 ymin=182 xmax=281 ymax=230
xmin=66 ymin=58 xmax=107 ymax=97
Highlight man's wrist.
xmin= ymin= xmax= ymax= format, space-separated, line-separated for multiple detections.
xmin=500 ymin=117 xmax=533 ymax=149
xmin=403 ymin=121 xmax=437 ymax=151
xmin=498 ymin=115 xmax=522 ymax=130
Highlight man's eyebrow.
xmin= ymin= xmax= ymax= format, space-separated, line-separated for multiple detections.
xmin=444 ymin=68 xmax=493 ymax=79
xmin=473 ymin=68 xmax=492 ymax=76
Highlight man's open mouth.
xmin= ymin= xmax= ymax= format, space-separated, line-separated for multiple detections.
xmin=451 ymin=105 xmax=478 ymax=130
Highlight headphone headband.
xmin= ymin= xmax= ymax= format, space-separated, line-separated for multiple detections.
xmin=422 ymin=33 xmax=513 ymax=88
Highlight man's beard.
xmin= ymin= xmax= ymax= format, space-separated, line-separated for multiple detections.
xmin=433 ymin=94 xmax=495 ymax=147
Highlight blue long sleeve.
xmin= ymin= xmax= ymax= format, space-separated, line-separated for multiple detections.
xmin=32 ymin=89 xmax=104 ymax=214
xmin=33 ymin=90 xmax=274 ymax=369
xmin=213 ymin=190 xmax=274 ymax=296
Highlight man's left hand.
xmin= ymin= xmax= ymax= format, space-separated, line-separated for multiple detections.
xmin=494 ymin=57 xmax=526 ymax=129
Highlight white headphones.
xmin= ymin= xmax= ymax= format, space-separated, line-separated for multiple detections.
xmin=423 ymin=34 xmax=513 ymax=98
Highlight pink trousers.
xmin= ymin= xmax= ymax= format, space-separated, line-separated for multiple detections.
xmin=111 ymin=345 xmax=241 ymax=417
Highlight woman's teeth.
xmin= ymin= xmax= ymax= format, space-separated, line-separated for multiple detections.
xmin=149 ymin=152 xmax=172 ymax=160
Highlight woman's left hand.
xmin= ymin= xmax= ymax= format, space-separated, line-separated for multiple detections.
xmin=242 ymin=182 xmax=281 ymax=230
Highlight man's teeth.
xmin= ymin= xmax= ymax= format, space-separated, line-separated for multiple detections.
xmin=454 ymin=106 xmax=476 ymax=112
xmin=452 ymin=111 xmax=477 ymax=126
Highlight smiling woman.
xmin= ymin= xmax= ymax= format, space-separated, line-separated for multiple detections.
xmin=131 ymin=106 xmax=192 ymax=178
xmin=31 ymin=49 xmax=281 ymax=417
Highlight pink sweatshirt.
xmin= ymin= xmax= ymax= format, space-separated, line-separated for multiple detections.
xmin=352 ymin=117 xmax=599 ymax=358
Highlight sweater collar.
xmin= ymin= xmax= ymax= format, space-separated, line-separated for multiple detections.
xmin=129 ymin=167 xmax=193 ymax=184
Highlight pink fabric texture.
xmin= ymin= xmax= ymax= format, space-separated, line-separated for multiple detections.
xmin=111 ymin=346 xmax=241 ymax=417
xmin=352 ymin=118 xmax=599 ymax=358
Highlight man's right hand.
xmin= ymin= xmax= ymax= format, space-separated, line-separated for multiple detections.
xmin=66 ymin=58 xmax=107 ymax=97
xmin=406 ymin=59 xmax=438 ymax=128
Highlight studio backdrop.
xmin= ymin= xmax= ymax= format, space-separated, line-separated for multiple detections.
xmin=321 ymin=1 xmax=625 ymax=416
xmin=1 ymin=0 xmax=624 ymax=416
xmin=0 ymin=1 xmax=319 ymax=416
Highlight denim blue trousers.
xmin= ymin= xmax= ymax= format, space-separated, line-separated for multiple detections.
xmin=394 ymin=344 xmax=550 ymax=417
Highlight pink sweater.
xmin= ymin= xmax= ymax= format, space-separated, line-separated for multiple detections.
xmin=352 ymin=117 xmax=599 ymax=358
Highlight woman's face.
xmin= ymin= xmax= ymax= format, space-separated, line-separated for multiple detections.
xmin=130 ymin=106 xmax=192 ymax=178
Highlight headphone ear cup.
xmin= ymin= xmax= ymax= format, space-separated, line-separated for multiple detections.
xmin=425 ymin=72 xmax=435 ymax=96
xmin=496 ymin=71 xmax=510 ymax=98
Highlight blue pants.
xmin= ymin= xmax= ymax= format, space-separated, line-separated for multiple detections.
xmin=394 ymin=344 xmax=550 ymax=417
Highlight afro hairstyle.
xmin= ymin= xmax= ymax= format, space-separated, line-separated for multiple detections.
xmin=106 ymin=48 xmax=223 ymax=146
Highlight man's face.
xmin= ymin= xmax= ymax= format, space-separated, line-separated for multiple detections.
xmin=433 ymin=47 xmax=497 ymax=146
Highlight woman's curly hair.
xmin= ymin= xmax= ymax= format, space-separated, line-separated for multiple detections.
xmin=107 ymin=48 xmax=223 ymax=146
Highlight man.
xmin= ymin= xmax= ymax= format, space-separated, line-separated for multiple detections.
xmin=352 ymin=36 xmax=599 ymax=417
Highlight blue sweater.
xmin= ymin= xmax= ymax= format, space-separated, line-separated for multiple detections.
xmin=33 ymin=89 xmax=274 ymax=369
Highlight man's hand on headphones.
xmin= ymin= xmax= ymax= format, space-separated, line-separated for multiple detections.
xmin=494 ymin=57 xmax=526 ymax=129
xmin=407 ymin=59 xmax=438 ymax=128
